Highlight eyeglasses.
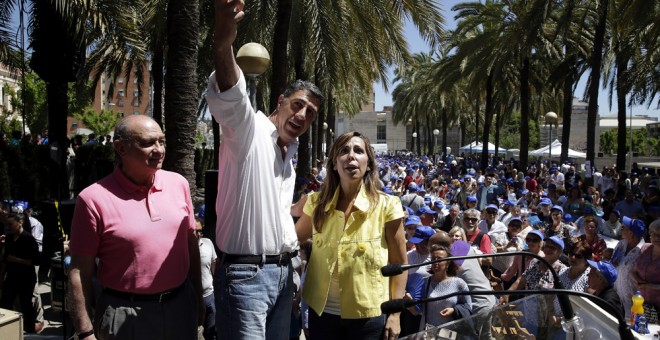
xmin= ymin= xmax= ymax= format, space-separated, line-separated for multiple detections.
xmin=525 ymin=237 xmax=541 ymax=243
xmin=464 ymin=217 xmax=479 ymax=223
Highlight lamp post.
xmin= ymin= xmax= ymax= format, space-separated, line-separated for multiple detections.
xmin=412 ymin=132 xmax=417 ymax=154
xmin=545 ymin=111 xmax=558 ymax=162
xmin=236 ymin=42 xmax=271 ymax=110
xmin=433 ymin=129 xmax=440 ymax=155
xmin=322 ymin=122 xmax=328 ymax=156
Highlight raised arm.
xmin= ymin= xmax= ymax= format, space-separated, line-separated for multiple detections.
xmin=214 ymin=0 xmax=245 ymax=91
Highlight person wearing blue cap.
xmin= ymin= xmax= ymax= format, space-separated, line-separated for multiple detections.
xmin=544 ymin=205 xmax=572 ymax=259
xmin=586 ymin=259 xmax=624 ymax=318
xmin=400 ymin=223 xmax=434 ymax=336
xmin=500 ymin=234 xmax=567 ymax=336
xmin=500 ymin=229 xmax=545 ymax=287
xmin=417 ymin=206 xmax=438 ymax=227
xmin=611 ymin=216 xmax=646 ymax=320
xmin=404 ymin=215 xmax=422 ymax=250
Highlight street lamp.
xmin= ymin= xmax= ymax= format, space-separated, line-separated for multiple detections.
xmin=236 ymin=42 xmax=271 ymax=110
xmin=322 ymin=122 xmax=328 ymax=155
xmin=412 ymin=132 xmax=417 ymax=154
xmin=545 ymin=111 xmax=558 ymax=161
xmin=433 ymin=129 xmax=440 ymax=155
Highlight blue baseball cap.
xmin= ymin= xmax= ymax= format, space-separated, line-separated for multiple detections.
xmin=545 ymin=235 xmax=565 ymax=250
xmin=588 ymin=260 xmax=618 ymax=285
xmin=424 ymin=196 xmax=432 ymax=204
xmin=551 ymin=205 xmax=564 ymax=214
xmin=622 ymin=216 xmax=645 ymax=237
xmin=405 ymin=215 xmax=422 ymax=226
xmin=404 ymin=206 xmax=414 ymax=215
xmin=417 ymin=206 xmax=437 ymax=215
xmin=467 ymin=196 xmax=477 ymax=203
xmin=409 ymin=226 xmax=435 ymax=244
xmin=418 ymin=188 xmax=427 ymax=194
xmin=539 ymin=198 xmax=552 ymax=206
xmin=508 ymin=217 xmax=523 ymax=225
xmin=526 ymin=229 xmax=544 ymax=241
xmin=408 ymin=183 xmax=418 ymax=191
xmin=548 ymin=183 xmax=557 ymax=190
xmin=504 ymin=200 xmax=515 ymax=206
xmin=485 ymin=204 xmax=499 ymax=212
xmin=197 ymin=204 xmax=206 ymax=220
xmin=434 ymin=201 xmax=444 ymax=209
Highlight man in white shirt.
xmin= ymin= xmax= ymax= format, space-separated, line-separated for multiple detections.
xmin=207 ymin=2 xmax=323 ymax=339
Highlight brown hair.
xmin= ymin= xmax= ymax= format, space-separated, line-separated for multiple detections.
xmin=428 ymin=244 xmax=460 ymax=276
xmin=571 ymin=241 xmax=593 ymax=261
xmin=312 ymin=132 xmax=381 ymax=232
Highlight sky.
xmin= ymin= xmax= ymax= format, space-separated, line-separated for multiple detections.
xmin=374 ymin=0 xmax=660 ymax=120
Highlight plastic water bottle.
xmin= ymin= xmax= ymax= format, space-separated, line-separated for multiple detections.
xmin=637 ymin=315 xmax=648 ymax=334
xmin=631 ymin=291 xmax=644 ymax=327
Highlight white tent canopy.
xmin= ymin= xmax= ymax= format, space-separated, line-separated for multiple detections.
xmin=529 ymin=139 xmax=586 ymax=158
xmin=459 ymin=141 xmax=507 ymax=154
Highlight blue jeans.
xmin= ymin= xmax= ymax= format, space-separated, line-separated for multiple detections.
xmin=203 ymin=293 xmax=216 ymax=340
xmin=214 ymin=262 xmax=294 ymax=340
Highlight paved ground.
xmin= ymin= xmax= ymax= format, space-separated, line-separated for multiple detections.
xmin=24 ymin=282 xmax=70 ymax=340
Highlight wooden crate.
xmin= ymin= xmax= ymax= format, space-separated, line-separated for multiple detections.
xmin=0 ymin=308 xmax=23 ymax=340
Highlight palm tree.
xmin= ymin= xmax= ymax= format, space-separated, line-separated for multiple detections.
xmin=585 ymin=0 xmax=608 ymax=175
xmin=161 ymin=0 xmax=199 ymax=192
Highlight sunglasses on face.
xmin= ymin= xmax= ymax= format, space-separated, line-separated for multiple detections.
xmin=464 ymin=217 xmax=479 ymax=223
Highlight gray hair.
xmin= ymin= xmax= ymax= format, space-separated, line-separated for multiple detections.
xmin=463 ymin=208 xmax=480 ymax=220
xmin=283 ymin=80 xmax=324 ymax=115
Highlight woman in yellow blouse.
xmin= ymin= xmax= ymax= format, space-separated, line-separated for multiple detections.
xmin=295 ymin=131 xmax=407 ymax=340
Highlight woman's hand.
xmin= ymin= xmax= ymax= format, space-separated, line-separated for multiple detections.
xmin=383 ymin=313 xmax=401 ymax=339
xmin=439 ymin=307 xmax=455 ymax=317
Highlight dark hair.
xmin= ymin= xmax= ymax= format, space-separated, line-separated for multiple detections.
xmin=283 ymin=80 xmax=324 ymax=115
xmin=583 ymin=216 xmax=597 ymax=229
xmin=571 ymin=241 xmax=593 ymax=261
xmin=312 ymin=132 xmax=381 ymax=232
xmin=428 ymin=244 xmax=460 ymax=276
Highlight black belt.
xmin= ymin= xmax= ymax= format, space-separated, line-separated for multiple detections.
xmin=103 ymin=282 xmax=185 ymax=303
xmin=222 ymin=251 xmax=298 ymax=266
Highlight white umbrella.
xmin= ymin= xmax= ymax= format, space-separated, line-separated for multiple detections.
xmin=459 ymin=141 xmax=507 ymax=154
xmin=529 ymin=139 xmax=586 ymax=158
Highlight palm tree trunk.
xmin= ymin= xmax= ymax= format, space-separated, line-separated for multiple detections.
xmin=326 ymin=90 xmax=335 ymax=157
xmin=269 ymin=0 xmax=293 ymax=112
xmin=47 ymin=81 xmax=70 ymax=200
xmin=481 ymin=72 xmax=494 ymax=171
xmin=473 ymin=95 xmax=480 ymax=156
xmin=494 ymin=112 xmax=501 ymax=158
xmin=519 ymin=57 xmax=531 ymax=171
xmin=152 ymin=46 xmax=164 ymax=127
xmin=163 ymin=0 xmax=199 ymax=194
xmin=415 ymin=116 xmax=421 ymax=155
xmin=615 ymin=56 xmax=629 ymax=171
xmin=442 ymin=108 xmax=448 ymax=162
xmin=586 ymin=0 xmax=608 ymax=177
xmin=560 ymin=65 xmax=574 ymax=163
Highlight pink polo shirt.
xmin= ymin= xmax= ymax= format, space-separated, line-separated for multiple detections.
xmin=70 ymin=167 xmax=195 ymax=294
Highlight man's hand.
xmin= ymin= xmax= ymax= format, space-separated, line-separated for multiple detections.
xmin=215 ymin=0 xmax=245 ymax=51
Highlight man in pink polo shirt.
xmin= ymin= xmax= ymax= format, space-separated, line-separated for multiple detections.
xmin=68 ymin=115 xmax=203 ymax=340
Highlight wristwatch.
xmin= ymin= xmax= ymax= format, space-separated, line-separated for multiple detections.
xmin=75 ymin=329 xmax=94 ymax=340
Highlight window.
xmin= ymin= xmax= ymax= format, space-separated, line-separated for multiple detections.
xmin=117 ymin=99 xmax=124 ymax=107
xmin=376 ymin=125 xmax=386 ymax=143
xmin=118 ymin=77 xmax=124 ymax=84
xmin=118 ymin=89 xmax=125 ymax=97
xmin=133 ymin=90 xmax=139 ymax=97
xmin=132 ymin=98 xmax=139 ymax=107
